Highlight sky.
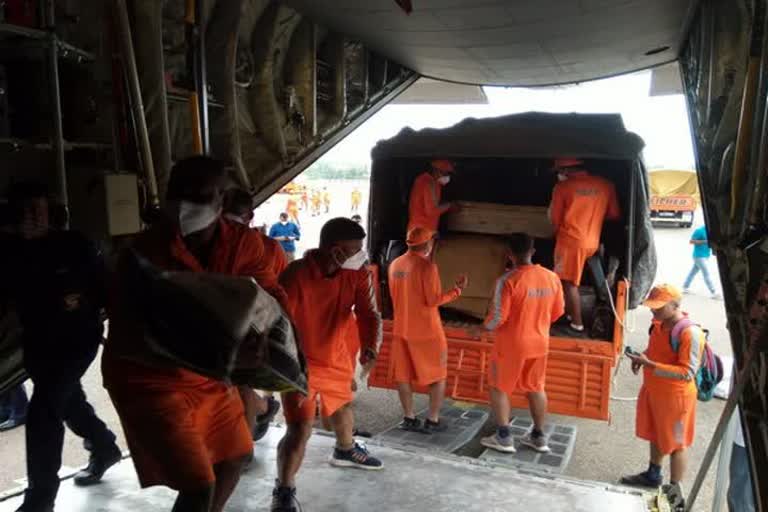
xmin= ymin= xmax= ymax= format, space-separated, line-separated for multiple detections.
xmin=317 ymin=70 xmax=695 ymax=171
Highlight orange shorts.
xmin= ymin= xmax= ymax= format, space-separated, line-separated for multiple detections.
xmin=636 ymin=385 xmax=697 ymax=455
xmin=553 ymin=240 xmax=596 ymax=286
xmin=392 ymin=336 xmax=448 ymax=387
xmin=489 ymin=354 xmax=547 ymax=394
xmin=108 ymin=379 xmax=253 ymax=490
xmin=282 ymin=378 xmax=353 ymax=423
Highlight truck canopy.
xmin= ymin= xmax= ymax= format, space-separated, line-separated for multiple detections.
xmin=369 ymin=112 xmax=656 ymax=308
xmin=649 ymin=169 xmax=701 ymax=206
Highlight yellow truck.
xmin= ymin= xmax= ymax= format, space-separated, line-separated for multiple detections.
xmin=648 ymin=169 xmax=699 ymax=228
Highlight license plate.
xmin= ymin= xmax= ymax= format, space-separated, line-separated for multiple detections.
xmin=658 ymin=212 xmax=677 ymax=218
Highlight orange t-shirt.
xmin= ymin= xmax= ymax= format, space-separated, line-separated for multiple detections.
xmin=408 ymin=172 xmax=447 ymax=232
xmin=484 ymin=264 xmax=564 ymax=358
xmin=549 ymin=171 xmax=620 ymax=249
xmin=279 ymin=250 xmax=382 ymax=384
xmin=103 ymin=218 xmax=287 ymax=388
xmin=643 ymin=318 xmax=705 ymax=393
xmin=351 ymin=190 xmax=362 ymax=204
xmin=388 ymin=251 xmax=460 ymax=343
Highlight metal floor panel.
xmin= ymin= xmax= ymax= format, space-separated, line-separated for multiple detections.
xmin=0 ymin=426 xmax=648 ymax=512
xmin=479 ymin=416 xmax=578 ymax=474
xmin=372 ymin=403 xmax=488 ymax=453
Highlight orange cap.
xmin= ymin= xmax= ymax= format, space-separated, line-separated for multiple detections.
xmin=431 ymin=159 xmax=455 ymax=173
xmin=642 ymin=284 xmax=683 ymax=309
xmin=406 ymin=227 xmax=435 ymax=246
xmin=553 ymin=158 xmax=584 ymax=169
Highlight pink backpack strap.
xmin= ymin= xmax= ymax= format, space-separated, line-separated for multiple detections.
xmin=670 ymin=318 xmax=695 ymax=352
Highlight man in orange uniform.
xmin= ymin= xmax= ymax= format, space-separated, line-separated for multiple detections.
xmin=548 ymin=158 xmax=620 ymax=337
xmin=351 ymin=187 xmax=362 ymax=213
xmin=103 ymin=156 xmax=287 ymax=512
xmin=480 ymin=233 xmax=564 ymax=454
xmin=222 ymin=187 xmax=284 ymax=441
xmin=407 ymin=159 xmax=456 ymax=232
xmin=286 ymin=196 xmax=300 ymax=226
xmin=272 ymin=218 xmax=383 ymax=512
xmin=622 ymin=284 xmax=704 ymax=503
xmin=389 ymin=227 xmax=467 ymax=432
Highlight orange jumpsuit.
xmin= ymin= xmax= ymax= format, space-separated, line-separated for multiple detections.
xmin=102 ymin=219 xmax=286 ymax=490
xmin=286 ymin=197 xmax=300 ymax=223
xmin=311 ymin=192 xmax=321 ymax=215
xmin=279 ymin=250 xmax=382 ymax=421
xmin=323 ymin=191 xmax=331 ymax=213
xmin=301 ymin=192 xmax=309 ymax=210
xmin=636 ymin=319 xmax=704 ymax=454
xmin=407 ymin=172 xmax=448 ymax=233
xmin=549 ymin=171 xmax=620 ymax=285
xmin=484 ymin=264 xmax=564 ymax=394
xmin=388 ymin=251 xmax=460 ymax=386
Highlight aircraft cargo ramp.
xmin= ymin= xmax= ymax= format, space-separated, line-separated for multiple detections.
xmin=0 ymin=426 xmax=650 ymax=512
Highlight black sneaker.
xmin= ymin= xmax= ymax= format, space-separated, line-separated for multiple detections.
xmin=253 ymin=396 xmax=281 ymax=441
xmin=423 ymin=418 xmax=448 ymax=433
xmin=73 ymin=444 xmax=122 ymax=486
xmin=14 ymin=503 xmax=53 ymax=512
xmin=399 ymin=416 xmax=429 ymax=433
xmin=271 ymin=485 xmax=301 ymax=512
xmin=553 ymin=315 xmax=572 ymax=327
xmin=0 ymin=417 xmax=25 ymax=432
xmin=620 ymin=470 xmax=662 ymax=488
xmin=329 ymin=442 xmax=384 ymax=470
xmin=562 ymin=325 xmax=587 ymax=339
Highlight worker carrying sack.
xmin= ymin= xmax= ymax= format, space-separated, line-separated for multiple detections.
xmin=669 ymin=318 xmax=723 ymax=401
xmin=122 ymin=250 xmax=307 ymax=394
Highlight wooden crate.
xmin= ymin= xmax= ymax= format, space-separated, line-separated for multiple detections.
xmin=444 ymin=201 xmax=553 ymax=238
xmin=434 ymin=234 xmax=509 ymax=319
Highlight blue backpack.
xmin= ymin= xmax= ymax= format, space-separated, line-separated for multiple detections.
xmin=669 ymin=318 xmax=723 ymax=401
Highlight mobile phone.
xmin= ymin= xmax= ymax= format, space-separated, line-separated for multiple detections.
xmin=624 ymin=346 xmax=639 ymax=356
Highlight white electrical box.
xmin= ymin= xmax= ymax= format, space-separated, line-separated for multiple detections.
xmin=104 ymin=174 xmax=141 ymax=236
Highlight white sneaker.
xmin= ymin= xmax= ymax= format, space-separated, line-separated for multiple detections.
xmin=682 ymin=288 xmax=691 ymax=294
xmin=520 ymin=431 xmax=551 ymax=453
xmin=711 ymin=292 xmax=722 ymax=300
xmin=481 ymin=433 xmax=516 ymax=453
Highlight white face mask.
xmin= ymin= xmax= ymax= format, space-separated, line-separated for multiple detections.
xmin=280 ymin=220 xmax=288 ymax=225
xmin=556 ymin=172 xmax=568 ymax=182
xmin=437 ymin=175 xmax=451 ymax=185
xmin=178 ymin=200 xmax=220 ymax=236
xmin=341 ymin=249 xmax=368 ymax=270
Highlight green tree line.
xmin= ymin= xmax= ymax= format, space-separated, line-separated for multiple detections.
xmin=304 ymin=162 xmax=370 ymax=180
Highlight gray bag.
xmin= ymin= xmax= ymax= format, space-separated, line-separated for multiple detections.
xmin=124 ymin=250 xmax=307 ymax=394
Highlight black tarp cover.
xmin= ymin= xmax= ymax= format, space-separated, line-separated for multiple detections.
xmin=370 ymin=112 xmax=656 ymax=309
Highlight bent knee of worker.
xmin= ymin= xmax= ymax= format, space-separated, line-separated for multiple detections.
xmin=284 ymin=421 xmax=314 ymax=442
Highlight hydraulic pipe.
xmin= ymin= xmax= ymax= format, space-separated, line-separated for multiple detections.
xmin=114 ymin=0 xmax=160 ymax=208
xmin=42 ymin=0 xmax=68 ymax=206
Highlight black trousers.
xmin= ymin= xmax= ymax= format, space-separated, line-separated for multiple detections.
xmin=23 ymin=352 xmax=116 ymax=506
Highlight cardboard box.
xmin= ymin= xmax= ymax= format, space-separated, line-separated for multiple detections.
xmin=444 ymin=201 xmax=553 ymax=238
xmin=434 ymin=234 xmax=509 ymax=319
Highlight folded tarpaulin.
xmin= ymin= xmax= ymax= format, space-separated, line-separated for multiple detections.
xmin=123 ymin=250 xmax=307 ymax=394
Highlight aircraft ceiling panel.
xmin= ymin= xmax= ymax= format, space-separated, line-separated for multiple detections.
xmin=281 ymin=0 xmax=696 ymax=86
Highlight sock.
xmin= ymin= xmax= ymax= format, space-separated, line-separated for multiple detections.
xmin=647 ymin=463 xmax=662 ymax=480
xmin=531 ymin=428 xmax=544 ymax=439
xmin=497 ymin=426 xmax=511 ymax=438
xmin=570 ymin=323 xmax=584 ymax=331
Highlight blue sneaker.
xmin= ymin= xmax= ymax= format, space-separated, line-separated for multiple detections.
xmin=329 ymin=442 xmax=384 ymax=470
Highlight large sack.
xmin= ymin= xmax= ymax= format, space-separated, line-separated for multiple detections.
xmin=123 ymin=250 xmax=307 ymax=394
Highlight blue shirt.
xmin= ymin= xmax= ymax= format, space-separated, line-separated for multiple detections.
xmin=269 ymin=222 xmax=301 ymax=253
xmin=691 ymin=226 xmax=711 ymax=259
